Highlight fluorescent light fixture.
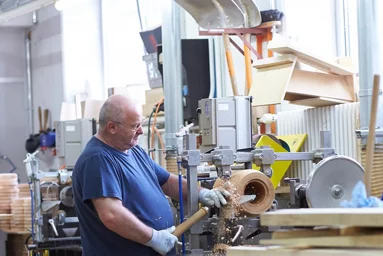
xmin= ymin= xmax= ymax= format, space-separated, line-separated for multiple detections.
xmin=54 ymin=0 xmax=85 ymax=11
xmin=0 ymin=0 xmax=55 ymax=23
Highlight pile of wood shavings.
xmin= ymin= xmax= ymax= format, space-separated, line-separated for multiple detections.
xmin=212 ymin=244 xmax=228 ymax=256
xmin=211 ymin=180 xmax=242 ymax=255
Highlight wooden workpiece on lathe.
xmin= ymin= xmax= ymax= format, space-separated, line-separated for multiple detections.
xmin=214 ymin=169 xmax=275 ymax=215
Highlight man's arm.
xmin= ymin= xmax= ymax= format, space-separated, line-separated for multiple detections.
xmin=161 ymin=173 xmax=202 ymax=202
xmin=161 ymin=173 xmax=230 ymax=208
xmin=92 ymin=197 xmax=152 ymax=244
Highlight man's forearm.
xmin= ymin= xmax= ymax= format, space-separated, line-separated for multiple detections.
xmin=103 ymin=206 xmax=152 ymax=244
xmin=162 ymin=174 xmax=203 ymax=202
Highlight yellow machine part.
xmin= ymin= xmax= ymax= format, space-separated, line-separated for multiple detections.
xmin=253 ymin=134 xmax=307 ymax=188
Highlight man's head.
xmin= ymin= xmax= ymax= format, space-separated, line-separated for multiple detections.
xmin=98 ymin=94 xmax=144 ymax=151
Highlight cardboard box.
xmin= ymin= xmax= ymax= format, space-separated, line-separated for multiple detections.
xmin=145 ymin=87 xmax=164 ymax=105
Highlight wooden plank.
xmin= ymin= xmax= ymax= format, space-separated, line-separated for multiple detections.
xmin=260 ymin=208 xmax=383 ymax=227
xmin=253 ymin=54 xmax=296 ymax=69
xmin=257 ymin=21 xmax=282 ymax=29
xmin=250 ymin=57 xmax=297 ymax=106
xmin=268 ymin=41 xmax=355 ymax=76
xmin=287 ymin=70 xmax=355 ymax=102
xmin=272 ymin=228 xmax=340 ymax=239
xmin=260 ymin=234 xmax=383 ymax=248
xmin=272 ymin=227 xmax=383 ymax=239
xmin=289 ymin=97 xmax=349 ymax=107
xmin=227 ymin=246 xmax=383 ymax=256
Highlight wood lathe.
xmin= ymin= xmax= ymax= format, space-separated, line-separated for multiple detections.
xmin=174 ymin=96 xmax=366 ymax=255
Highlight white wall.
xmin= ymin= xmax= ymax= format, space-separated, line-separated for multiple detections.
xmin=61 ymin=0 xmax=104 ymax=102
xmin=31 ymin=5 xmax=64 ymax=133
xmin=0 ymin=27 xmax=29 ymax=182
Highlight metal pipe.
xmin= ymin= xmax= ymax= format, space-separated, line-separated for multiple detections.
xmin=357 ymin=0 xmax=383 ymax=133
xmin=162 ymin=1 xmax=183 ymax=149
xmin=26 ymin=32 xmax=34 ymax=135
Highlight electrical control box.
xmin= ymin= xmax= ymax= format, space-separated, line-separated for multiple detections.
xmin=55 ymin=119 xmax=96 ymax=169
xmin=198 ymin=96 xmax=253 ymax=153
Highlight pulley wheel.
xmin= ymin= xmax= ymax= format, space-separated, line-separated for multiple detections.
xmin=305 ymin=155 xmax=364 ymax=208
xmin=60 ymin=186 xmax=75 ymax=207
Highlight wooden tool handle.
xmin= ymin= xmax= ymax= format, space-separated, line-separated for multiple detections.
xmin=38 ymin=106 xmax=42 ymax=132
xmin=223 ymin=33 xmax=239 ymax=96
xmin=43 ymin=109 xmax=49 ymax=131
xmin=244 ymin=34 xmax=252 ymax=96
xmin=172 ymin=207 xmax=209 ymax=237
xmin=365 ymin=74 xmax=380 ymax=196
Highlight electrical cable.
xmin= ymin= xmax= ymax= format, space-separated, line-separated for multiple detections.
xmin=150 ymin=98 xmax=164 ymax=159
xmin=147 ymin=109 xmax=155 ymax=154
xmin=0 ymin=151 xmax=17 ymax=173
xmin=177 ymin=160 xmax=186 ymax=254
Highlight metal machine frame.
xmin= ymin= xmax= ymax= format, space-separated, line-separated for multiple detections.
xmin=24 ymin=152 xmax=81 ymax=253
xmin=178 ymin=130 xmax=339 ymax=254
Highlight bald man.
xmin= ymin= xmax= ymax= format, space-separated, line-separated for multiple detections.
xmin=72 ymin=95 xmax=230 ymax=256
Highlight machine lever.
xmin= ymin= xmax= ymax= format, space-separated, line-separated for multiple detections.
xmin=48 ymin=219 xmax=59 ymax=236
xmin=245 ymin=229 xmax=261 ymax=240
xmin=231 ymin=225 xmax=244 ymax=243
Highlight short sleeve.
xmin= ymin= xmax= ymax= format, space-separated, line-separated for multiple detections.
xmin=151 ymin=160 xmax=170 ymax=186
xmin=135 ymin=146 xmax=170 ymax=186
xmin=80 ymin=155 xmax=122 ymax=202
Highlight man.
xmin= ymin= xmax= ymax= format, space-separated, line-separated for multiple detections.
xmin=72 ymin=95 xmax=230 ymax=256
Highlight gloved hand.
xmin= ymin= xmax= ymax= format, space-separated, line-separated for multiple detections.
xmin=198 ymin=188 xmax=231 ymax=208
xmin=144 ymin=226 xmax=178 ymax=255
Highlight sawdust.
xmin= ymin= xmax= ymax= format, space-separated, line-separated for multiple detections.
xmin=219 ymin=179 xmax=242 ymax=218
xmin=212 ymin=179 xmax=243 ymax=255
xmin=212 ymin=243 xmax=228 ymax=255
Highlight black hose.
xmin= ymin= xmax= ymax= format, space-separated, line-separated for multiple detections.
xmin=147 ymin=109 xmax=155 ymax=153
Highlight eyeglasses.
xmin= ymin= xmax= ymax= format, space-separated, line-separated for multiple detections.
xmin=112 ymin=119 xmax=146 ymax=132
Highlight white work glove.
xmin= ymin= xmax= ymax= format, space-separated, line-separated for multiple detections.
xmin=145 ymin=226 xmax=178 ymax=255
xmin=198 ymin=188 xmax=231 ymax=208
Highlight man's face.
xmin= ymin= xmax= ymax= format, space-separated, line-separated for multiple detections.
xmin=108 ymin=108 xmax=144 ymax=151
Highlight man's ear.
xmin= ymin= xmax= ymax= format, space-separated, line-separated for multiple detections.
xmin=106 ymin=121 xmax=118 ymax=135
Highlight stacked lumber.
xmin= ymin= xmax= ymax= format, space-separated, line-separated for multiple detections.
xmin=18 ymin=184 xmax=30 ymax=199
xmin=0 ymin=174 xmax=19 ymax=214
xmin=231 ymin=208 xmax=383 ymax=255
xmin=0 ymin=214 xmax=12 ymax=231
xmin=10 ymin=198 xmax=32 ymax=232
xmin=250 ymin=37 xmax=357 ymax=107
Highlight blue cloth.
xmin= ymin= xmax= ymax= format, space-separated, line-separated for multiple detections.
xmin=340 ymin=181 xmax=383 ymax=208
xmin=72 ymin=137 xmax=175 ymax=256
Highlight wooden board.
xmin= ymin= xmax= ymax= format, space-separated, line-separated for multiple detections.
xmin=226 ymin=246 xmax=383 ymax=256
xmin=287 ymin=69 xmax=355 ymax=102
xmin=260 ymin=234 xmax=383 ymax=248
xmin=272 ymin=227 xmax=383 ymax=239
xmin=289 ymin=97 xmax=349 ymax=107
xmin=268 ymin=40 xmax=355 ymax=76
xmin=253 ymin=54 xmax=296 ymax=69
xmin=260 ymin=208 xmax=383 ymax=227
xmin=250 ymin=57 xmax=297 ymax=106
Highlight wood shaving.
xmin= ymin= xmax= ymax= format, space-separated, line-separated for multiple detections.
xmin=212 ymin=179 xmax=243 ymax=253
xmin=212 ymin=243 xmax=228 ymax=256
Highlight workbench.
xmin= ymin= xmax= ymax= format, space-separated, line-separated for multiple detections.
xmin=227 ymin=246 xmax=383 ymax=256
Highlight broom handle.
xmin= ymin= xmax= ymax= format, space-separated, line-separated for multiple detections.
xmin=365 ymin=74 xmax=380 ymax=196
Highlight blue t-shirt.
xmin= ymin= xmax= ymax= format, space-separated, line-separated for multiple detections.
xmin=72 ymin=136 xmax=174 ymax=256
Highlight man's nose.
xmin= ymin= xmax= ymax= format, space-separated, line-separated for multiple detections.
xmin=136 ymin=125 xmax=144 ymax=135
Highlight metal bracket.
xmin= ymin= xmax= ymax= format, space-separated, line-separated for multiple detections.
xmin=356 ymin=128 xmax=383 ymax=146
